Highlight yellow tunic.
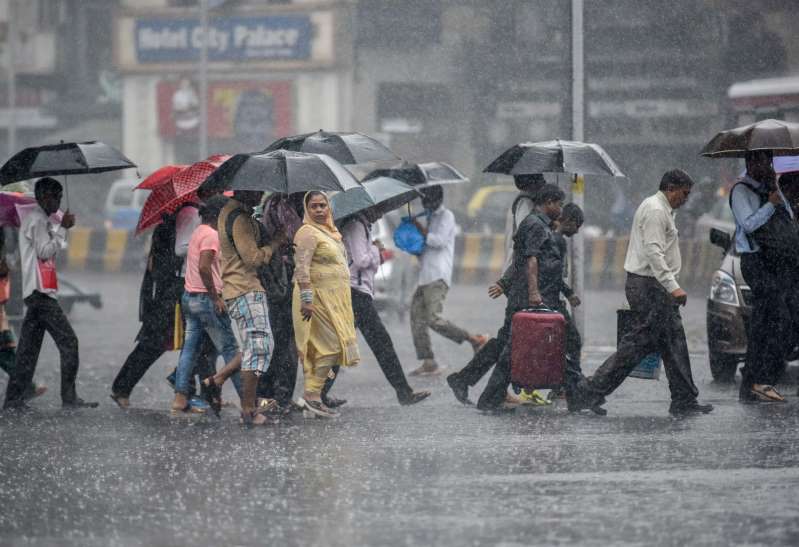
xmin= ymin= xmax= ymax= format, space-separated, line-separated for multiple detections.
xmin=292 ymin=224 xmax=360 ymax=369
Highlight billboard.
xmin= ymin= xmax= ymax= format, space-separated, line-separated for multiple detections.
xmin=156 ymin=80 xmax=293 ymax=145
xmin=136 ymin=15 xmax=313 ymax=64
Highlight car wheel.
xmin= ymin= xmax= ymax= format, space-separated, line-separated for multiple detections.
xmin=709 ymin=351 xmax=738 ymax=383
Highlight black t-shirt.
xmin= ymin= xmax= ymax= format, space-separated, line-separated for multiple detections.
xmin=507 ymin=211 xmax=563 ymax=309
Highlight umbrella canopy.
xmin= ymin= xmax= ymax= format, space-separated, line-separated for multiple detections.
xmin=701 ymin=119 xmax=799 ymax=158
xmin=135 ymin=164 xmax=188 ymax=191
xmin=484 ymin=139 xmax=625 ymax=178
xmin=200 ymin=150 xmax=362 ymax=195
xmin=363 ymin=161 xmax=469 ymax=188
xmin=263 ymin=130 xmax=400 ymax=165
xmin=136 ymin=155 xmax=229 ymax=234
xmin=331 ymin=176 xmax=420 ymax=221
xmin=0 ymin=141 xmax=137 ymax=185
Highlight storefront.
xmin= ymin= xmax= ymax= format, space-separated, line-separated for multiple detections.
xmin=113 ymin=3 xmax=353 ymax=172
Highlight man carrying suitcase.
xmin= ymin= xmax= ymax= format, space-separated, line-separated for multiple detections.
xmin=475 ymin=184 xmax=569 ymax=412
xmin=572 ymin=169 xmax=714 ymax=416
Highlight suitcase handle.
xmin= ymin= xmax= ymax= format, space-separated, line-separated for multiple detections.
xmin=520 ymin=305 xmax=557 ymax=313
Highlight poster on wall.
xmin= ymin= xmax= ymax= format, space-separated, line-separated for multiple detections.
xmin=157 ymin=80 xmax=293 ymax=150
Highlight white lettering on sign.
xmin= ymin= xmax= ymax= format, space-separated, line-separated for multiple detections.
xmin=233 ymin=25 xmax=300 ymax=49
xmin=138 ymin=27 xmax=189 ymax=50
xmin=190 ymin=27 xmax=231 ymax=52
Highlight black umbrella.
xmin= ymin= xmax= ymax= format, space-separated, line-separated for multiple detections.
xmin=700 ymin=119 xmax=799 ymax=158
xmin=0 ymin=141 xmax=137 ymax=185
xmin=362 ymin=161 xmax=469 ymax=188
xmin=484 ymin=139 xmax=625 ymax=178
xmin=199 ymin=150 xmax=362 ymax=195
xmin=331 ymin=176 xmax=420 ymax=221
xmin=263 ymin=130 xmax=401 ymax=165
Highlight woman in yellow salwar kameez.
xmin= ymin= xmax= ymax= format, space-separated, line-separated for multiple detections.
xmin=293 ymin=191 xmax=359 ymax=418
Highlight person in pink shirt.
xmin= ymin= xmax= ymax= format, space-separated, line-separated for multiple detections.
xmin=171 ymin=196 xmax=242 ymax=413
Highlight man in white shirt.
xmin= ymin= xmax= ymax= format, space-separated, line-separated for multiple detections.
xmin=574 ymin=169 xmax=713 ymax=416
xmin=408 ymin=186 xmax=486 ymax=377
xmin=4 ymin=178 xmax=98 ymax=409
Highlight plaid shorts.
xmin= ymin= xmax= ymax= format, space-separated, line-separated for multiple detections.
xmin=226 ymin=291 xmax=274 ymax=374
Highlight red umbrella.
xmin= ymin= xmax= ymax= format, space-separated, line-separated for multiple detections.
xmin=135 ymin=164 xmax=187 ymax=191
xmin=0 ymin=192 xmax=35 ymax=227
xmin=136 ymin=155 xmax=230 ymax=234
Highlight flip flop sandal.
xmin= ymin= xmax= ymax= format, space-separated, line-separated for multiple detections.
xmin=751 ymin=385 xmax=785 ymax=402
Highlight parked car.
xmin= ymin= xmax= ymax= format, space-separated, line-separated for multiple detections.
xmin=706 ymin=228 xmax=750 ymax=382
xmin=104 ymin=180 xmax=148 ymax=230
xmin=694 ymin=195 xmax=736 ymax=243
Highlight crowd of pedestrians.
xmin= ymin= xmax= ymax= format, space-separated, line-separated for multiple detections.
xmin=11 ymin=149 xmax=799 ymax=421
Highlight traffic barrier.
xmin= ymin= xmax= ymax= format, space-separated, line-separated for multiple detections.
xmin=58 ymin=228 xmax=146 ymax=273
xmin=451 ymin=233 xmax=720 ymax=290
xmin=59 ymin=228 xmax=722 ymax=290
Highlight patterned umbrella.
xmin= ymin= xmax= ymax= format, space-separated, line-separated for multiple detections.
xmin=135 ymin=155 xmax=229 ymax=234
xmin=135 ymin=164 xmax=188 ymax=191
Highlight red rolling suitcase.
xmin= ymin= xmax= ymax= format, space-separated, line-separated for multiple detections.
xmin=510 ymin=308 xmax=566 ymax=389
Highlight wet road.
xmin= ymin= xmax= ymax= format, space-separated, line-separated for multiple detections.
xmin=1 ymin=272 xmax=799 ymax=546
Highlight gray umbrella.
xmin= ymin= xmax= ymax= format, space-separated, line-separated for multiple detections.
xmin=484 ymin=139 xmax=625 ymax=178
xmin=200 ymin=150 xmax=361 ymax=194
xmin=701 ymin=119 xmax=799 ymax=158
xmin=360 ymin=161 xmax=469 ymax=188
xmin=331 ymin=176 xmax=420 ymax=221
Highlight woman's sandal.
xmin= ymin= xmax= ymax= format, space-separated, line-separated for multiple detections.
xmin=751 ymin=385 xmax=786 ymax=402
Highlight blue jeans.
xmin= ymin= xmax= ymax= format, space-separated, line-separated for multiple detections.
xmin=175 ymin=292 xmax=241 ymax=396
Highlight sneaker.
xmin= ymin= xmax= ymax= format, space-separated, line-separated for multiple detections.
xmin=669 ymin=400 xmax=714 ymax=416
xmin=62 ymin=398 xmax=99 ymax=409
xmin=298 ymin=398 xmax=338 ymax=419
xmin=446 ymin=374 xmax=472 ymax=405
xmin=519 ymin=389 xmax=551 ymax=406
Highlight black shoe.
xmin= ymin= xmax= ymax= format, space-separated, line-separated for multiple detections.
xmin=477 ymin=405 xmax=516 ymax=415
xmin=62 ymin=398 xmax=99 ymax=409
xmin=3 ymin=400 xmax=32 ymax=411
xmin=321 ymin=396 xmax=347 ymax=409
xmin=398 ymin=390 xmax=431 ymax=406
xmin=669 ymin=400 xmax=714 ymax=416
xmin=446 ymin=374 xmax=473 ymax=405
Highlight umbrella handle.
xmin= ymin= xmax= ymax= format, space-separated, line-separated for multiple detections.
xmin=64 ymin=175 xmax=69 ymax=210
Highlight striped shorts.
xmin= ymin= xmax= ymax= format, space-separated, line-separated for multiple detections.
xmin=226 ymin=291 xmax=274 ymax=374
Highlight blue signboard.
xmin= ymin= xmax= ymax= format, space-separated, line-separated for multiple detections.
xmin=135 ymin=15 xmax=313 ymax=64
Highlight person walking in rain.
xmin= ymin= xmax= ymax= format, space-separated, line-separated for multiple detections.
xmin=574 ymin=170 xmax=713 ymax=416
xmin=341 ymin=209 xmax=430 ymax=406
xmin=447 ymin=174 xmax=545 ymax=403
xmin=730 ymin=150 xmax=793 ymax=402
xmin=219 ymin=190 xmax=284 ymax=425
xmin=293 ymin=191 xmax=360 ymax=419
xmin=473 ymin=184 xmax=567 ymax=412
xmin=408 ymin=186 xmax=486 ymax=377
xmin=4 ymin=178 xmax=97 ymax=409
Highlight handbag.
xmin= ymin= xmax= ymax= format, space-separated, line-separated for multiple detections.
xmin=393 ymin=216 xmax=426 ymax=256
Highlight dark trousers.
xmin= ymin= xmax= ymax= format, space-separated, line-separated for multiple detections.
xmin=5 ymin=292 xmax=80 ymax=406
xmin=112 ymin=328 xmax=215 ymax=398
xmin=475 ymin=306 xmax=518 ymax=410
xmin=454 ymin=302 xmax=583 ymax=401
xmin=351 ymin=288 xmax=413 ymax=398
xmin=585 ymin=274 xmax=698 ymax=403
xmin=739 ymin=252 xmax=784 ymax=387
xmin=257 ymin=297 xmax=298 ymax=405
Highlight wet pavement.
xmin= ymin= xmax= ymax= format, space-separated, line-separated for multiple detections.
xmin=1 ymin=272 xmax=799 ymax=546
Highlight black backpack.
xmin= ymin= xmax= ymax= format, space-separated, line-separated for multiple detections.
xmin=224 ymin=208 xmax=291 ymax=302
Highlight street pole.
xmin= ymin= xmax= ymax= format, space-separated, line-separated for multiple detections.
xmin=570 ymin=0 xmax=585 ymax=336
xmin=198 ymin=0 xmax=209 ymax=159
xmin=7 ymin=0 xmax=17 ymax=156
